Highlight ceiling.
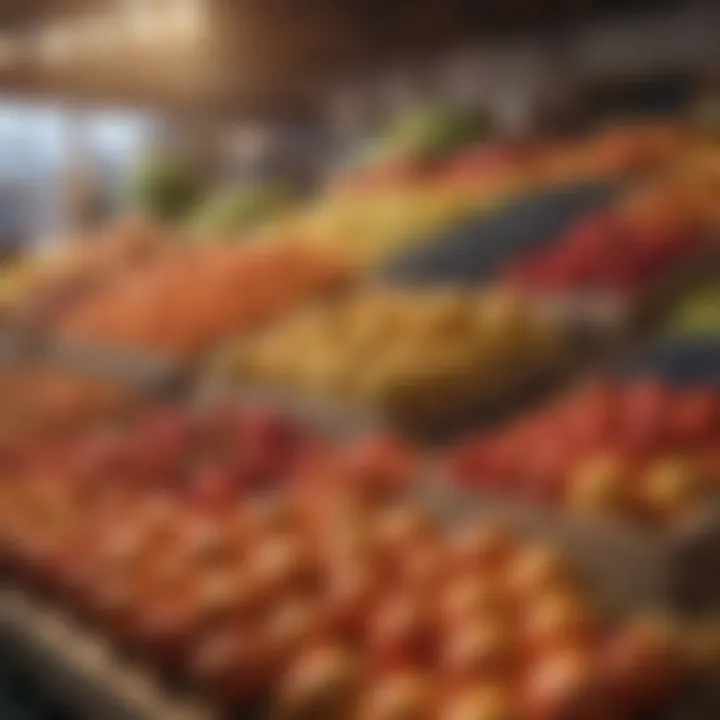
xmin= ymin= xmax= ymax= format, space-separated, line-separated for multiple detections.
xmin=0 ymin=1 xmax=89 ymax=29
xmin=0 ymin=0 xmax=709 ymax=117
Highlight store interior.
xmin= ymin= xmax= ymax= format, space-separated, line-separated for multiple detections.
xmin=0 ymin=1 xmax=719 ymax=718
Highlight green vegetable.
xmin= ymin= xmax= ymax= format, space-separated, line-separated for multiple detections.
xmin=665 ymin=282 xmax=720 ymax=337
xmin=131 ymin=151 xmax=202 ymax=222
xmin=354 ymin=104 xmax=493 ymax=168
xmin=189 ymin=183 xmax=294 ymax=237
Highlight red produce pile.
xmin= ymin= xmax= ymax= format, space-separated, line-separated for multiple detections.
xmin=504 ymin=211 xmax=708 ymax=293
xmin=0 ymin=477 xmax=688 ymax=717
xmin=447 ymin=381 xmax=720 ymax=525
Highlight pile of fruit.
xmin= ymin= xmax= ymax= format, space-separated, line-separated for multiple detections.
xmin=268 ymin=124 xmax=710 ymax=267
xmin=504 ymin=163 xmax=720 ymax=295
xmin=220 ymin=289 xmax=562 ymax=423
xmin=447 ymin=380 xmax=720 ymax=525
xmin=3 ymin=119 xmax=720 ymax=719
xmin=340 ymin=121 xmax=693 ymax=194
xmin=56 ymin=243 xmax=352 ymax=358
xmin=269 ymin=182 xmax=512 ymax=267
xmin=0 ymin=405 xmax=326 ymax=507
xmin=503 ymin=211 xmax=708 ymax=293
xmin=0 ymin=368 xmax=143 ymax=441
xmin=0 ymin=218 xmax=174 ymax=325
xmin=0 ymin=408 xmax=689 ymax=717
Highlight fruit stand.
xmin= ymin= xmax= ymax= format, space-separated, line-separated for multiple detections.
xmin=1 ymin=120 xmax=720 ymax=720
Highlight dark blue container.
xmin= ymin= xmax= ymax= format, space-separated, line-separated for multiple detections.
xmin=376 ymin=180 xmax=619 ymax=286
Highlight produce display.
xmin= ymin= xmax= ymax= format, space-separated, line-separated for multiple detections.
xmin=3 ymin=117 xmax=720 ymax=720
xmin=269 ymin=124 xmax=707 ymax=267
xmin=341 ymin=121 xmax=691 ymax=194
xmin=56 ymin=243 xmax=352 ymax=358
xmin=218 ymin=288 xmax=562 ymax=426
xmin=0 ymin=408 xmax=689 ymax=717
xmin=447 ymin=380 xmax=720 ymax=526
xmin=377 ymin=181 xmax=616 ymax=287
xmin=504 ymin=163 xmax=720 ymax=295
xmin=503 ymin=211 xmax=706 ymax=294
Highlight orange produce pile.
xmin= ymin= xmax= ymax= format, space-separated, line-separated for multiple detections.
xmin=0 ymin=369 xmax=140 ymax=440
xmin=1 ymin=217 xmax=175 ymax=327
xmin=57 ymin=243 xmax=352 ymax=357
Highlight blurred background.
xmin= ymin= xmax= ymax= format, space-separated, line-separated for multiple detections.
xmin=1 ymin=2 xmax=720 ymax=720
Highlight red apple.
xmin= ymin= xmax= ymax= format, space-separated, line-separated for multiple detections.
xmin=175 ymin=515 xmax=234 ymax=566
xmin=522 ymin=592 xmax=598 ymax=654
xmin=264 ymin=597 xmax=325 ymax=672
xmin=189 ymin=624 xmax=273 ymax=706
xmin=522 ymin=648 xmax=614 ymax=720
xmin=278 ymin=643 xmax=362 ymax=720
xmin=188 ymin=463 xmax=237 ymax=509
xmin=508 ymin=545 xmax=578 ymax=598
xmin=441 ymin=618 xmax=518 ymax=683
xmin=374 ymin=505 xmax=438 ymax=557
xmin=339 ymin=436 xmax=415 ymax=499
xmin=249 ymin=534 xmax=319 ymax=597
xmin=640 ymin=456 xmax=706 ymax=524
xmin=565 ymin=451 xmax=633 ymax=520
xmin=367 ymin=594 xmax=436 ymax=669
xmin=195 ymin=567 xmax=265 ymax=628
xmin=242 ymin=495 xmax=298 ymax=537
xmin=617 ymin=382 xmax=671 ymax=458
xmin=322 ymin=563 xmax=380 ymax=642
xmin=667 ymin=390 xmax=719 ymax=446
xmin=441 ymin=684 xmax=518 ymax=720
xmin=438 ymin=576 xmax=516 ymax=630
xmin=237 ymin=410 xmax=300 ymax=458
xmin=448 ymin=525 xmax=516 ymax=575
xmin=356 ymin=671 xmax=433 ymax=720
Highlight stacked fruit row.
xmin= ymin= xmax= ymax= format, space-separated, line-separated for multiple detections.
xmin=218 ymin=288 xmax=562 ymax=424
xmin=0 ymin=406 xmax=690 ymax=719
xmin=0 ymin=218 xmax=174 ymax=326
xmin=54 ymin=243 xmax=351 ymax=358
xmin=271 ymin=124 xmax=714 ymax=267
xmin=0 ymin=406 xmax=326 ymax=510
xmin=340 ymin=122 xmax=695 ymax=194
xmin=0 ymin=368 xmax=144 ymax=442
xmin=447 ymin=380 xmax=720 ymax=526
xmin=504 ymin=161 xmax=720 ymax=295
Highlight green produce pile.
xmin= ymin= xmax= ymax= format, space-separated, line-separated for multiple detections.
xmin=131 ymin=151 xmax=202 ymax=222
xmin=189 ymin=182 xmax=294 ymax=237
xmin=353 ymin=104 xmax=493 ymax=168
xmin=664 ymin=280 xmax=720 ymax=337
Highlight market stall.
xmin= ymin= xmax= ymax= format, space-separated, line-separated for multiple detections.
xmin=1 ymin=2 xmax=720 ymax=719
